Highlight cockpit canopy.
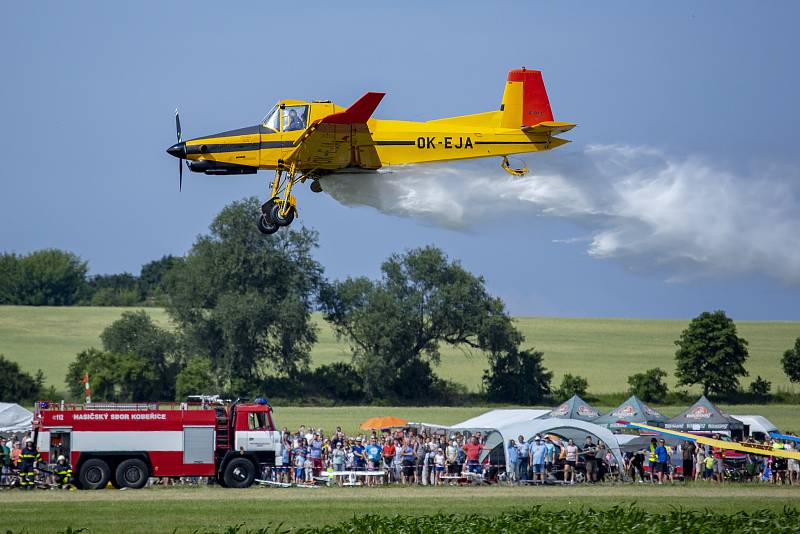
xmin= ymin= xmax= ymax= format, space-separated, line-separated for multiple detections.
xmin=261 ymin=102 xmax=309 ymax=133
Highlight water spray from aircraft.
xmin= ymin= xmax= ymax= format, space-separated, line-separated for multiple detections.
xmin=321 ymin=144 xmax=800 ymax=283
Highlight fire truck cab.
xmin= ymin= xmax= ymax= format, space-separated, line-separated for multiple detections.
xmin=33 ymin=398 xmax=281 ymax=489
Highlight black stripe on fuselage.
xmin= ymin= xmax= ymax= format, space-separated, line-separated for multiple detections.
xmin=186 ymin=141 xmax=295 ymax=154
xmin=193 ymin=125 xmax=270 ymax=140
xmin=374 ymin=140 xmax=416 ymax=146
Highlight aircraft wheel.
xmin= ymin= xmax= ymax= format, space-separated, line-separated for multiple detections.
xmin=257 ymin=213 xmax=280 ymax=235
xmin=269 ymin=203 xmax=295 ymax=227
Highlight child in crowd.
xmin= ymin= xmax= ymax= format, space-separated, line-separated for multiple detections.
xmin=703 ymin=454 xmax=715 ymax=480
xmin=433 ymin=448 xmax=446 ymax=485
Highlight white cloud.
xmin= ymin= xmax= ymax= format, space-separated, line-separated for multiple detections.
xmin=320 ymin=145 xmax=800 ymax=283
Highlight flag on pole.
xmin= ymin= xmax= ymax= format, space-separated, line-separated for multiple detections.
xmin=82 ymin=373 xmax=92 ymax=404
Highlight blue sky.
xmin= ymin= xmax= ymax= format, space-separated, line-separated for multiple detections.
xmin=2 ymin=0 xmax=799 ymax=319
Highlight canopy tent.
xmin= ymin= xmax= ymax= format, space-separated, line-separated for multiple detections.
xmin=450 ymin=409 xmax=549 ymax=429
xmin=452 ymin=414 xmax=624 ymax=473
xmin=0 ymin=402 xmax=33 ymax=433
xmin=665 ymin=396 xmax=743 ymax=433
xmin=547 ymin=395 xmax=602 ymax=422
xmin=731 ymin=415 xmax=779 ymax=440
xmin=594 ymin=395 xmax=668 ymax=430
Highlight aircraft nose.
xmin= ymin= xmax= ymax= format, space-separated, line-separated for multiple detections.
xmin=167 ymin=142 xmax=186 ymax=159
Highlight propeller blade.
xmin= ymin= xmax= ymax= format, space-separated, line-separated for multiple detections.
xmin=175 ymin=109 xmax=182 ymax=142
xmin=179 ymin=159 xmax=183 ymax=192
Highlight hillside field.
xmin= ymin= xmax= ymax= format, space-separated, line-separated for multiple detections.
xmin=1 ymin=306 xmax=798 ymax=397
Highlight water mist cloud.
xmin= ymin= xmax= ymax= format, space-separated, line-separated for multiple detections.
xmin=320 ymin=145 xmax=800 ymax=283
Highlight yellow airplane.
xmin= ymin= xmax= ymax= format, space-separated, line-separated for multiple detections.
xmin=166 ymin=68 xmax=575 ymax=234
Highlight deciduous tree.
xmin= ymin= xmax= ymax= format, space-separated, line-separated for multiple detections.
xmin=674 ymin=310 xmax=749 ymax=396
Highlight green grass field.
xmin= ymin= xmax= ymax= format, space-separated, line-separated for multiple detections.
xmin=1 ymin=306 xmax=798 ymax=396
xmin=1 ymin=485 xmax=799 ymax=534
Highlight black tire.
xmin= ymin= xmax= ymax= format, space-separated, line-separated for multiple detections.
xmin=269 ymin=202 xmax=295 ymax=227
xmin=115 ymin=459 xmax=149 ymax=489
xmin=257 ymin=213 xmax=280 ymax=235
xmin=79 ymin=458 xmax=111 ymax=490
xmin=222 ymin=457 xmax=256 ymax=489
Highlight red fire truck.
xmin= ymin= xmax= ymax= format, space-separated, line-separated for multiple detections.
xmin=32 ymin=397 xmax=281 ymax=489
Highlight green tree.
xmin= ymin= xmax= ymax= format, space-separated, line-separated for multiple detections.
xmin=140 ymin=255 xmax=183 ymax=301
xmin=627 ymin=367 xmax=669 ymax=403
xmin=167 ymin=198 xmax=323 ymax=389
xmin=0 ymin=253 xmax=23 ymax=304
xmin=87 ymin=273 xmax=141 ymax=306
xmin=65 ymin=348 xmax=164 ymax=402
xmin=66 ymin=348 xmax=120 ymax=401
xmin=0 ymin=355 xmax=44 ymax=403
xmin=782 ymin=337 xmax=800 ymax=383
xmin=18 ymin=249 xmax=88 ymax=305
xmin=175 ymin=357 xmax=217 ymax=401
xmin=555 ymin=374 xmax=588 ymax=401
xmin=100 ymin=310 xmax=180 ymax=399
xmin=674 ymin=310 xmax=749 ymax=396
xmin=484 ymin=348 xmax=552 ymax=403
xmin=322 ymin=246 xmax=524 ymax=401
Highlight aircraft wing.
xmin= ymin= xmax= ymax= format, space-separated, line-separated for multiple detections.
xmin=284 ymin=92 xmax=385 ymax=170
xmin=623 ymin=421 xmax=800 ymax=460
xmin=521 ymin=121 xmax=576 ymax=136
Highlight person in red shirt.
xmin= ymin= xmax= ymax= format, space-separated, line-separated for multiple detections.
xmin=463 ymin=436 xmax=487 ymax=474
xmin=382 ymin=437 xmax=397 ymax=482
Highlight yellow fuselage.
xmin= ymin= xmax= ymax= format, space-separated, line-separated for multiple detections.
xmin=183 ymin=100 xmax=569 ymax=174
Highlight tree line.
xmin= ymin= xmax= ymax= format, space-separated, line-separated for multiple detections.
xmin=2 ymin=197 xmax=800 ymax=405
xmin=0 ymin=249 xmax=181 ymax=306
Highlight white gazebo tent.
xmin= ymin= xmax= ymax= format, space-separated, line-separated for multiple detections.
xmin=0 ymin=402 xmax=33 ymax=433
xmin=451 ymin=413 xmax=624 ymax=474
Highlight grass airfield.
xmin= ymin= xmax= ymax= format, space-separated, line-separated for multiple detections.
xmin=1 ymin=305 xmax=798 ymax=396
xmin=2 ymin=484 xmax=799 ymax=533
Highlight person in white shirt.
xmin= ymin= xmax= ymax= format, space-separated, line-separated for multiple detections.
xmin=433 ymin=448 xmax=446 ymax=485
xmin=564 ymin=438 xmax=578 ymax=484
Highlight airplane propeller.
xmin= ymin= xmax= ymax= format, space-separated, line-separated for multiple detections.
xmin=167 ymin=109 xmax=188 ymax=191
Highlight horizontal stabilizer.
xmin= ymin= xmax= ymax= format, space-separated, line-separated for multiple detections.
xmin=321 ymin=92 xmax=385 ymax=124
xmin=521 ymin=121 xmax=576 ymax=135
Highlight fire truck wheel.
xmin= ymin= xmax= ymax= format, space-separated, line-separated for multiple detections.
xmin=79 ymin=458 xmax=111 ymax=490
xmin=222 ymin=457 xmax=256 ymax=488
xmin=115 ymin=459 xmax=149 ymax=489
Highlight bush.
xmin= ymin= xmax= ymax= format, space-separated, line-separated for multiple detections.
xmin=748 ymin=375 xmax=771 ymax=397
xmin=484 ymin=348 xmax=552 ymax=404
xmin=175 ymin=357 xmax=217 ymax=401
xmin=627 ymin=367 xmax=668 ymax=402
xmin=554 ymin=373 xmax=588 ymax=401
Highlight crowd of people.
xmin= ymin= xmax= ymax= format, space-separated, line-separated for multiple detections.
xmin=2 ymin=425 xmax=799 ymax=490
xmin=269 ymin=425 xmax=491 ymax=486
xmin=623 ymin=434 xmax=800 ymax=485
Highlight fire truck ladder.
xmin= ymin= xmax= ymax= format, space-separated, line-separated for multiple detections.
xmin=215 ymin=407 xmax=230 ymax=450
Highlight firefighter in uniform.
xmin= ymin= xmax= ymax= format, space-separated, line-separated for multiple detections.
xmin=19 ymin=438 xmax=41 ymax=490
xmin=54 ymin=455 xmax=73 ymax=488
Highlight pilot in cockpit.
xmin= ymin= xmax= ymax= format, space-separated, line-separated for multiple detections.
xmin=285 ymin=108 xmax=305 ymax=131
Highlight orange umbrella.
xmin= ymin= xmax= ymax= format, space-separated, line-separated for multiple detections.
xmin=359 ymin=416 xmax=409 ymax=430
